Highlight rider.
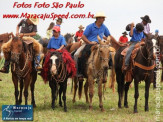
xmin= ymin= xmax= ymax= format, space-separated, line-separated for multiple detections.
xmin=155 ymin=29 xmax=159 ymax=38
xmin=46 ymin=22 xmax=55 ymax=39
xmin=0 ymin=15 xmax=41 ymax=73
xmin=123 ymin=23 xmax=145 ymax=71
xmin=119 ymin=31 xmax=128 ymax=44
xmin=75 ymin=25 xmax=84 ymax=42
xmin=47 ymin=26 xmax=66 ymax=50
xmin=56 ymin=18 xmax=63 ymax=27
xmin=140 ymin=15 xmax=151 ymax=34
xmin=74 ymin=11 xmax=120 ymax=79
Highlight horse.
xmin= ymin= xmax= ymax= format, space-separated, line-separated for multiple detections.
xmin=6 ymin=35 xmax=41 ymax=107
xmin=0 ymin=32 xmax=13 ymax=59
xmin=48 ymin=51 xmax=74 ymax=112
xmin=155 ymin=35 xmax=163 ymax=82
xmin=115 ymin=34 xmax=155 ymax=113
xmin=73 ymin=36 xmax=111 ymax=111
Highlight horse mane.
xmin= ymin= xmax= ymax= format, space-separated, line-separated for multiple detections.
xmin=64 ymin=33 xmax=73 ymax=43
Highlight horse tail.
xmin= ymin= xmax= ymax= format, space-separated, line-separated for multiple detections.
xmin=78 ymin=81 xmax=83 ymax=99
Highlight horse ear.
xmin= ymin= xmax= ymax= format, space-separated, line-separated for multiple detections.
xmin=106 ymin=36 xmax=111 ymax=45
xmin=11 ymin=32 xmax=14 ymax=38
xmin=71 ymin=33 xmax=74 ymax=37
xmin=97 ymin=35 xmax=102 ymax=44
xmin=20 ymin=33 xmax=24 ymax=39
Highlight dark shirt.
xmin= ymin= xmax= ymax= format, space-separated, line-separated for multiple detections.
xmin=18 ymin=19 xmax=37 ymax=33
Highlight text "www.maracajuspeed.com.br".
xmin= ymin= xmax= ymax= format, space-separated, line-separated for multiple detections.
xmin=3 ymin=12 xmax=94 ymax=20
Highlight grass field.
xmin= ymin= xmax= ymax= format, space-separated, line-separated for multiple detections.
xmin=0 ymin=70 xmax=163 ymax=122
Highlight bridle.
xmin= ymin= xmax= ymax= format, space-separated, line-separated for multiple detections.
xmin=98 ymin=44 xmax=110 ymax=62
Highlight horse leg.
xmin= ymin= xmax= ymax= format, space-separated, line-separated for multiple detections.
xmin=134 ymin=80 xmax=139 ymax=113
xmin=116 ymin=72 xmax=124 ymax=108
xmin=98 ymin=80 xmax=104 ymax=111
xmin=145 ymin=79 xmax=151 ymax=111
xmin=88 ymin=76 xmax=94 ymax=110
xmin=18 ymin=79 xmax=23 ymax=105
xmin=62 ymin=79 xmax=68 ymax=112
xmin=30 ymin=71 xmax=37 ymax=107
xmin=59 ymin=84 xmax=63 ymax=107
xmin=124 ymin=82 xmax=131 ymax=108
xmin=84 ymin=79 xmax=89 ymax=103
xmin=49 ymin=80 xmax=56 ymax=110
xmin=24 ymin=75 xmax=31 ymax=105
xmin=12 ymin=75 xmax=19 ymax=105
xmin=72 ymin=77 xmax=78 ymax=103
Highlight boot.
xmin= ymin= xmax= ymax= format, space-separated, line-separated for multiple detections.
xmin=0 ymin=60 xmax=10 ymax=73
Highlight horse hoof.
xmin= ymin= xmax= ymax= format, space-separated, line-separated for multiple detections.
xmin=51 ymin=106 xmax=55 ymax=110
xmin=72 ymin=99 xmax=76 ymax=103
xmin=124 ymin=104 xmax=129 ymax=108
xmin=59 ymin=103 xmax=63 ymax=107
xmin=145 ymin=107 xmax=149 ymax=111
xmin=134 ymin=110 xmax=138 ymax=113
xmin=64 ymin=108 xmax=67 ymax=112
xmin=33 ymin=104 xmax=37 ymax=108
xmin=101 ymin=108 xmax=105 ymax=112
xmin=118 ymin=105 xmax=122 ymax=109
xmin=89 ymin=106 xmax=92 ymax=110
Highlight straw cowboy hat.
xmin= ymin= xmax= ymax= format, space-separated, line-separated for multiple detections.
xmin=122 ymin=31 xmax=128 ymax=35
xmin=93 ymin=12 xmax=106 ymax=18
xmin=140 ymin=15 xmax=151 ymax=23
xmin=28 ymin=14 xmax=39 ymax=25
xmin=78 ymin=25 xmax=84 ymax=29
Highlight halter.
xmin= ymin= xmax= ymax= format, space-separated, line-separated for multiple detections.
xmin=88 ymin=44 xmax=110 ymax=80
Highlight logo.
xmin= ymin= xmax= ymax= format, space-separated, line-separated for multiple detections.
xmin=2 ymin=105 xmax=33 ymax=121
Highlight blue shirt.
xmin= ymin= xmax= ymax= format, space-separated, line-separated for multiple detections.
xmin=83 ymin=22 xmax=111 ymax=43
xmin=130 ymin=28 xmax=145 ymax=42
xmin=47 ymin=35 xmax=66 ymax=49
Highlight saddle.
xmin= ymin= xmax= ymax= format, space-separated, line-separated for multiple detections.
xmin=121 ymin=41 xmax=145 ymax=82
xmin=78 ymin=44 xmax=94 ymax=77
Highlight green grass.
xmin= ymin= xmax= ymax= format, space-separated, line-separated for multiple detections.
xmin=0 ymin=70 xmax=163 ymax=122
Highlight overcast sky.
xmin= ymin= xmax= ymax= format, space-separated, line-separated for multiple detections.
xmin=0 ymin=0 xmax=163 ymax=40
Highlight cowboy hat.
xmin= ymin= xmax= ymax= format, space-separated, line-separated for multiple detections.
xmin=122 ymin=31 xmax=128 ymax=35
xmin=93 ymin=12 xmax=106 ymax=18
xmin=140 ymin=15 xmax=151 ymax=23
xmin=28 ymin=14 xmax=39 ymax=25
xmin=78 ymin=25 xmax=84 ymax=29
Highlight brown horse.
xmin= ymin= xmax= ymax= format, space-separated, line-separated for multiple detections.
xmin=9 ymin=36 xmax=38 ymax=107
xmin=73 ymin=36 xmax=111 ymax=111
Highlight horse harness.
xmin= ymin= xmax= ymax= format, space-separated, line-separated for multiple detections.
xmin=50 ymin=52 xmax=67 ymax=83
xmin=11 ymin=39 xmax=33 ymax=79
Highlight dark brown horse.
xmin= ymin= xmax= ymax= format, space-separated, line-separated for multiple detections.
xmin=156 ymin=35 xmax=163 ymax=82
xmin=48 ymin=51 xmax=70 ymax=112
xmin=115 ymin=34 xmax=155 ymax=113
xmin=10 ymin=36 xmax=37 ymax=107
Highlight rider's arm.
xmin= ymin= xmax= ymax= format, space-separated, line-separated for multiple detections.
xmin=81 ymin=35 xmax=95 ymax=44
xmin=57 ymin=45 xmax=64 ymax=50
xmin=130 ymin=23 xmax=134 ymax=37
xmin=19 ymin=32 xmax=36 ymax=37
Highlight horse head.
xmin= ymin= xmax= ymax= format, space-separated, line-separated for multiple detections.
xmin=96 ymin=35 xmax=111 ymax=70
xmin=64 ymin=33 xmax=74 ymax=44
xmin=50 ymin=52 xmax=62 ymax=77
xmin=10 ymin=35 xmax=25 ymax=64
xmin=144 ymin=33 xmax=156 ymax=60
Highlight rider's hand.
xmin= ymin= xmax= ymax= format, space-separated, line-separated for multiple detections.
xmin=16 ymin=32 xmax=19 ymax=36
xmin=131 ymin=22 xmax=134 ymax=27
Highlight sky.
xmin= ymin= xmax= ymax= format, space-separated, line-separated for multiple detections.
xmin=0 ymin=0 xmax=163 ymax=40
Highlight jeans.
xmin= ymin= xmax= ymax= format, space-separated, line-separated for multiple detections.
xmin=34 ymin=55 xmax=41 ymax=68
xmin=125 ymin=42 xmax=138 ymax=66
